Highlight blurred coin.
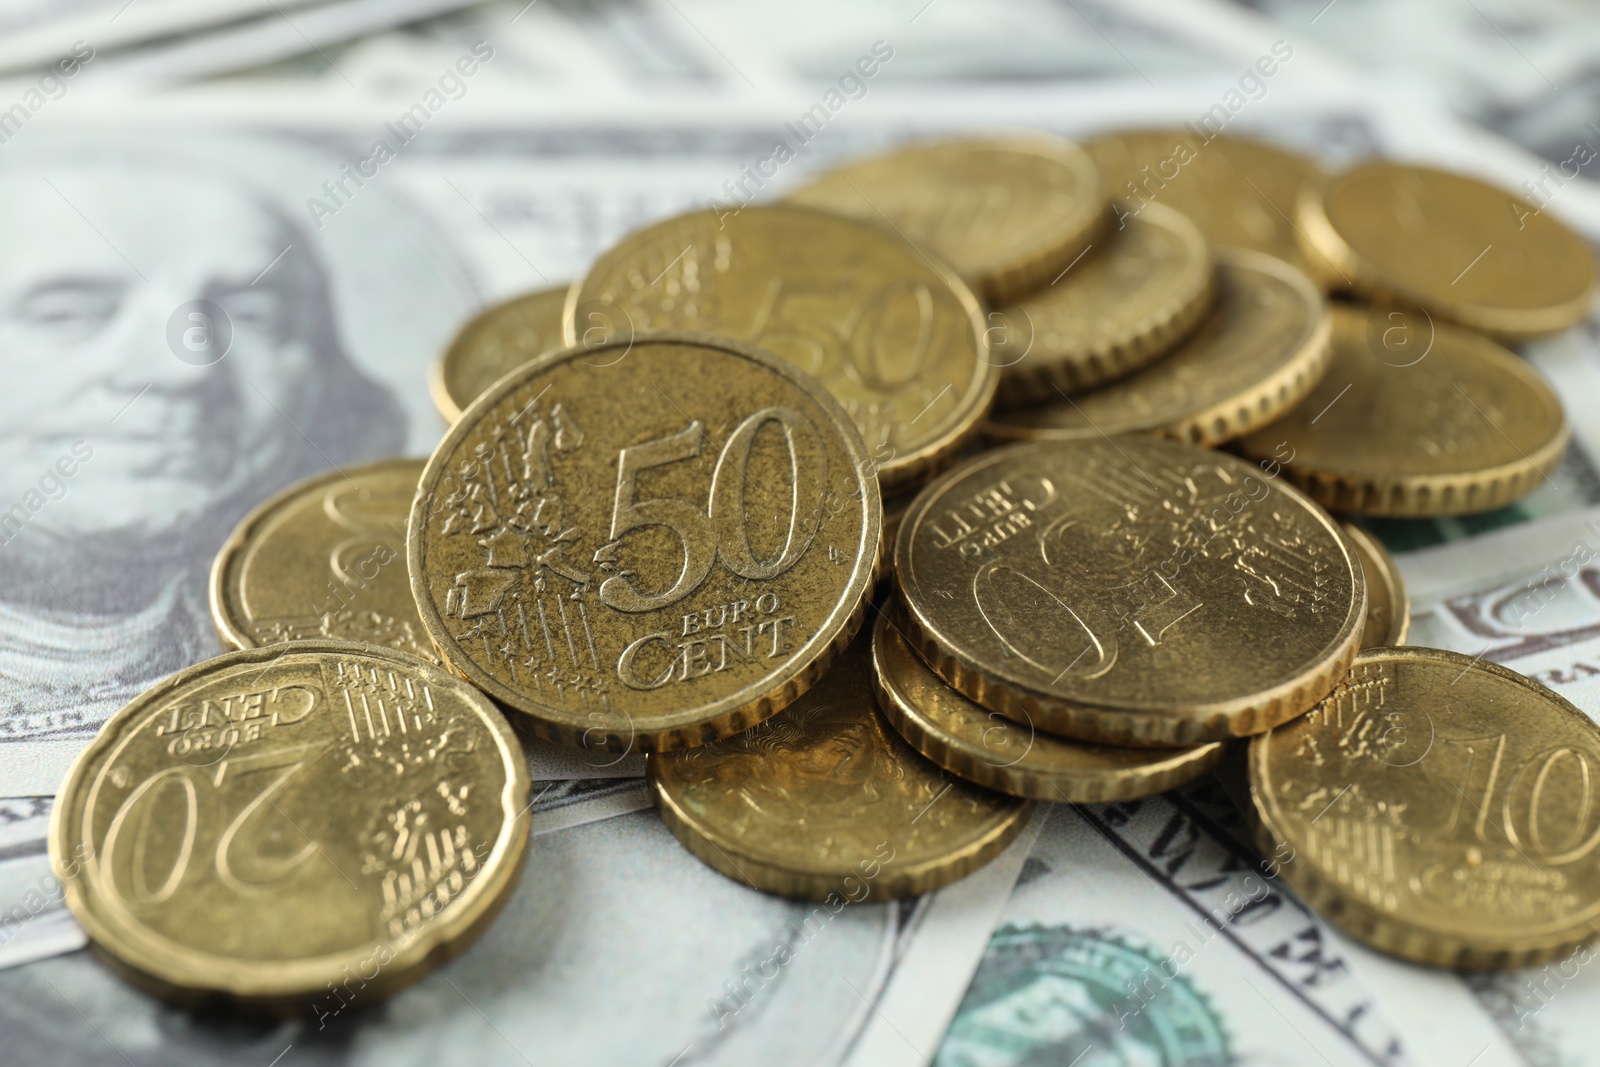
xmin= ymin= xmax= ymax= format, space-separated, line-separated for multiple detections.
xmin=995 ymin=201 xmax=1213 ymax=403
xmin=871 ymin=612 xmax=1223 ymax=802
xmin=1086 ymin=129 xmax=1323 ymax=277
xmin=895 ymin=437 xmax=1364 ymax=746
xmin=211 ymin=458 xmax=432 ymax=662
xmin=565 ymin=204 xmax=992 ymax=492
xmin=1299 ymin=161 xmax=1596 ymax=339
xmin=431 ymin=287 xmax=568 ymax=423
xmin=986 ymin=248 xmax=1329 ymax=446
xmin=50 ymin=641 xmax=529 ymax=1008
xmin=1250 ymin=646 xmax=1600 ymax=968
xmin=1235 ymin=304 xmax=1568 ymax=516
xmin=410 ymin=333 xmax=879 ymax=752
xmin=650 ymin=628 xmax=1031 ymax=901
xmin=787 ymin=134 xmax=1104 ymax=303
xmin=1343 ymin=522 xmax=1409 ymax=648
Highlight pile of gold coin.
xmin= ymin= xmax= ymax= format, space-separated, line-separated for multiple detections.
xmin=51 ymin=128 xmax=1600 ymax=1010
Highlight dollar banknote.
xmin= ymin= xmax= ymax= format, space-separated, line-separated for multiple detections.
xmin=0 ymin=81 xmax=1422 ymax=801
xmin=931 ymin=795 xmax=1418 ymax=1067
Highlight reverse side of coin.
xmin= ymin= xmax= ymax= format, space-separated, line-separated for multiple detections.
xmin=986 ymin=249 xmax=1330 ymax=446
xmin=1250 ymin=646 xmax=1600 ymax=968
xmin=563 ymin=204 xmax=992 ymax=491
xmin=431 ymin=287 xmax=569 ymax=424
xmin=410 ymin=334 xmax=880 ymax=753
xmin=1343 ymin=523 xmax=1409 ymax=648
xmin=211 ymin=459 xmax=432 ymax=662
xmin=1235 ymin=305 xmax=1569 ymax=516
xmin=995 ymin=201 xmax=1214 ymax=403
xmin=871 ymin=612 xmax=1224 ymax=802
xmin=1086 ymin=129 xmax=1323 ymax=278
xmin=896 ymin=438 xmax=1365 ymax=746
xmin=49 ymin=641 xmax=529 ymax=1008
xmin=1300 ymin=162 xmax=1597 ymax=339
xmin=786 ymin=134 xmax=1105 ymax=303
xmin=650 ymin=628 xmax=1031 ymax=901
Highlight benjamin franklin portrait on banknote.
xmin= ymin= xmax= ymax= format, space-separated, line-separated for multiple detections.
xmin=0 ymin=131 xmax=476 ymax=793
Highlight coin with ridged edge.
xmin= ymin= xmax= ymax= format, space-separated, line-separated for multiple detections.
xmin=49 ymin=640 xmax=529 ymax=1009
xmin=1234 ymin=304 xmax=1568 ymax=516
xmin=211 ymin=458 xmax=433 ymax=662
xmin=410 ymin=333 xmax=880 ymax=753
xmin=895 ymin=437 xmax=1365 ymax=746
xmin=995 ymin=201 xmax=1213 ymax=404
xmin=431 ymin=286 xmax=568 ymax=423
xmin=1250 ymin=646 xmax=1600 ymax=969
xmin=649 ymin=628 xmax=1031 ymax=901
xmin=871 ymin=611 xmax=1224 ymax=801
xmin=985 ymin=249 xmax=1329 ymax=447
xmin=564 ymin=204 xmax=992 ymax=492
xmin=1344 ymin=523 xmax=1409 ymax=648
xmin=1298 ymin=161 xmax=1597 ymax=340
xmin=1085 ymin=129 xmax=1325 ymax=280
xmin=786 ymin=133 xmax=1105 ymax=304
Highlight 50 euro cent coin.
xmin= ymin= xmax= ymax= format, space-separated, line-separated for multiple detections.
xmin=564 ymin=203 xmax=993 ymax=492
xmin=894 ymin=437 xmax=1366 ymax=746
xmin=409 ymin=333 xmax=881 ymax=753
xmin=49 ymin=641 xmax=529 ymax=1010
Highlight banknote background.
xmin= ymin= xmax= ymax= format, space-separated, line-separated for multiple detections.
xmin=1 ymin=2 xmax=1599 ymax=1065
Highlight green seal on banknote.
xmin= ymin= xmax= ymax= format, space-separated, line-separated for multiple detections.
xmin=937 ymin=923 xmax=1230 ymax=1067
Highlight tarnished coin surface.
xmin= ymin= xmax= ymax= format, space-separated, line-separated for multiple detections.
xmin=871 ymin=612 xmax=1224 ymax=802
xmin=564 ymin=203 xmax=992 ymax=491
xmin=896 ymin=437 xmax=1365 ymax=746
xmin=410 ymin=333 xmax=880 ymax=753
xmin=786 ymin=135 xmax=1104 ymax=303
xmin=49 ymin=641 xmax=529 ymax=1007
xmin=1235 ymin=305 xmax=1568 ymax=516
xmin=995 ymin=201 xmax=1213 ymax=403
xmin=1344 ymin=522 xmax=1409 ymax=648
xmin=1299 ymin=161 xmax=1597 ymax=339
xmin=986 ymin=249 xmax=1329 ymax=446
xmin=1086 ymin=129 xmax=1323 ymax=277
xmin=650 ymin=629 xmax=1031 ymax=901
xmin=1251 ymin=646 xmax=1600 ymax=968
xmin=431 ymin=287 xmax=568 ymax=423
xmin=211 ymin=459 xmax=432 ymax=662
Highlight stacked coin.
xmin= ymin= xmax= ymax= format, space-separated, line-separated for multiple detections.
xmin=51 ymin=128 xmax=1600 ymax=1013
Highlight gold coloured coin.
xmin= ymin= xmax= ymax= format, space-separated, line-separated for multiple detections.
xmin=871 ymin=612 xmax=1224 ymax=802
xmin=896 ymin=437 xmax=1365 ymax=746
xmin=786 ymin=134 xmax=1105 ymax=303
xmin=986 ymin=249 xmax=1329 ymax=446
xmin=995 ymin=201 xmax=1214 ymax=403
xmin=1299 ymin=161 xmax=1597 ymax=339
xmin=564 ymin=203 xmax=992 ymax=492
xmin=1250 ymin=646 xmax=1600 ymax=968
xmin=1234 ymin=305 xmax=1569 ymax=516
xmin=211 ymin=459 xmax=432 ymax=662
xmin=431 ymin=287 xmax=568 ymax=423
xmin=1085 ymin=129 xmax=1323 ymax=277
xmin=410 ymin=333 xmax=880 ymax=753
xmin=649 ymin=628 xmax=1031 ymax=901
xmin=49 ymin=641 xmax=529 ymax=1008
xmin=1344 ymin=522 xmax=1409 ymax=648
